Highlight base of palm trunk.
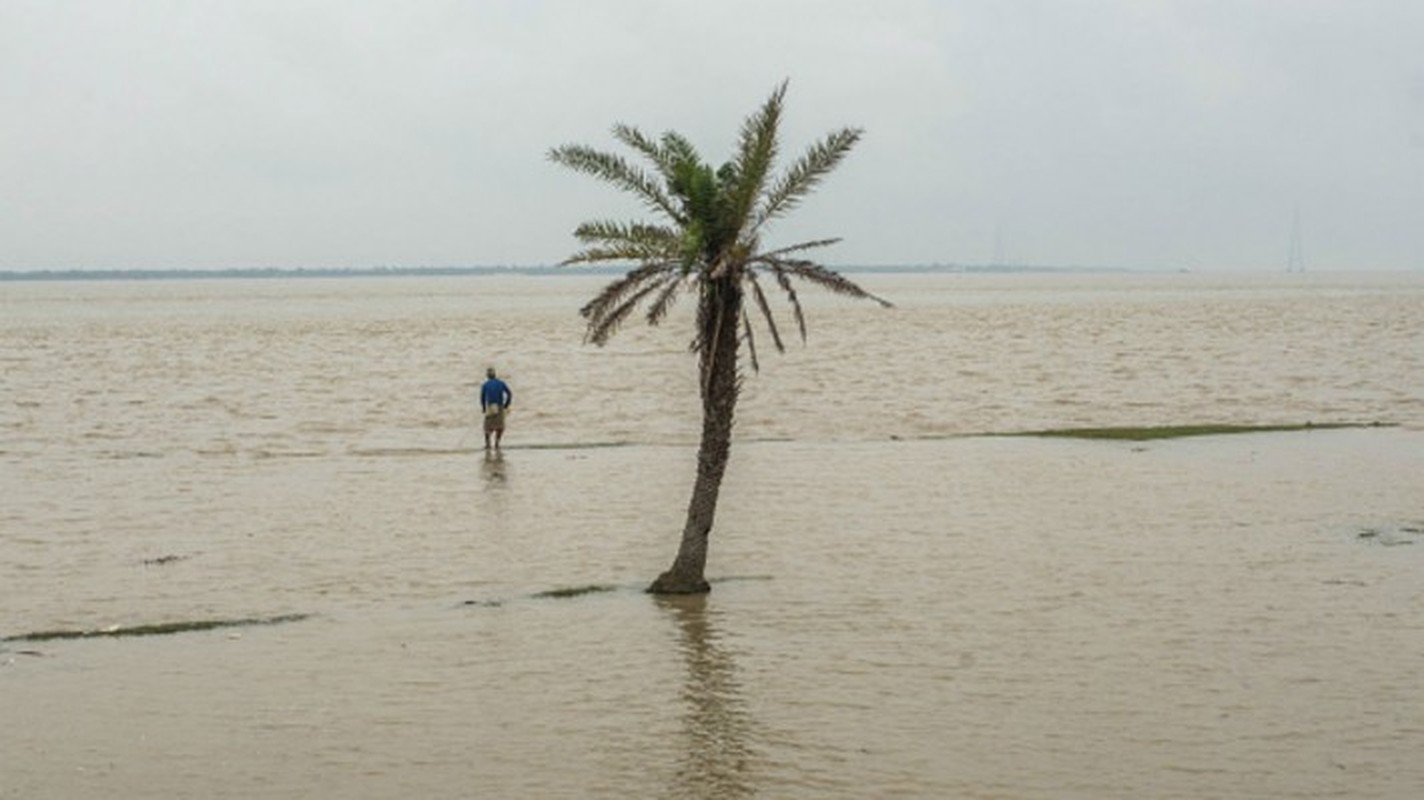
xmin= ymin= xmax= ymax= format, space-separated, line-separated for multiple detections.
xmin=647 ymin=569 xmax=711 ymax=595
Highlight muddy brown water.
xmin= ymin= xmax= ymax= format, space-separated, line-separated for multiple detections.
xmin=3 ymin=272 xmax=1422 ymax=798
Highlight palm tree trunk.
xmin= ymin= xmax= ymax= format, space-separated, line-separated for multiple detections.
xmin=649 ymin=280 xmax=742 ymax=594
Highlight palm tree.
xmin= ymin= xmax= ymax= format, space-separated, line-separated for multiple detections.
xmin=549 ymin=82 xmax=890 ymax=594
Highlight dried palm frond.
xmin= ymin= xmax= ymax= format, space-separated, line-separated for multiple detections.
xmin=580 ymin=261 xmax=677 ymax=323
xmin=585 ymin=268 xmax=680 ymax=346
xmin=741 ymin=310 xmax=760 ymax=373
xmin=762 ymin=258 xmax=893 ymax=307
xmin=646 ymin=272 xmax=689 ymax=326
xmin=745 ymin=270 xmax=784 ymax=353
xmin=767 ymin=265 xmax=807 ymax=343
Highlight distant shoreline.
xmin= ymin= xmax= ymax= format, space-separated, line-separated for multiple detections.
xmin=1 ymin=264 xmax=1136 ymax=282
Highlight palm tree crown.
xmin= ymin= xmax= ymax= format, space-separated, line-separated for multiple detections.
xmin=548 ymin=81 xmax=890 ymax=366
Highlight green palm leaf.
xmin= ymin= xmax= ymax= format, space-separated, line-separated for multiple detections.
xmin=659 ymin=132 xmax=702 ymax=172
xmin=723 ymin=81 xmax=786 ymax=241
xmin=573 ymin=219 xmax=678 ymax=245
xmin=759 ymin=237 xmax=843 ymax=260
xmin=754 ymin=127 xmax=863 ymax=231
xmin=547 ymin=144 xmax=682 ymax=222
xmin=562 ymin=245 xmax=667 ymax=266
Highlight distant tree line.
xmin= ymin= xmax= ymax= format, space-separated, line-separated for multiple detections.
xmin=0 ymin=266 xmax=552 ymax=281
xmin=1 ymin=263 xmax=1117 ymax=282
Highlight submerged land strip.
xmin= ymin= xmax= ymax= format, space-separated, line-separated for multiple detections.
xmin=996 ymin=421 xmax=1392 ymax=441
xmin=3 ymin=613 xmax=310 ymax=643
xmin=470 ymin=575 xmax=775 ymax=606
xmin=5 ymin=579 xmax=778 ymax=646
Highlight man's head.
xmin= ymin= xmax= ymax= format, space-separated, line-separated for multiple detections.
xmin=486 ymin=367 xmax=496 ymax=379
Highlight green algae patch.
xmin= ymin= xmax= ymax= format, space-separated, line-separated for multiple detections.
xmin=1005 ymin=422 xmax=1387 ymax=442
xmin=466 ymin=576 xmax=771 ymax=608
xmin=712 ymin=574 xmax=775 ymax=583
xmin=1357 ymin=523 xmax=1424 ymax=547
xmin=515 ymin=441 xmax=634 ymax=451
xmin=4 ymin=613 xmax=311 ymax=643
xmin=531 ymin=584 xmax=620 ymax=600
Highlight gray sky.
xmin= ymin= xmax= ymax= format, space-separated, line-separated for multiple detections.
xmin=3 ymin=0 xmax=1421 ymax=271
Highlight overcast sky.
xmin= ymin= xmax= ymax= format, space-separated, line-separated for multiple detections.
xmin=2 ymin=0 xmax=1421 ymax=271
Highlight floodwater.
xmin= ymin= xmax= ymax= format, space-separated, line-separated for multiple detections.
xmin=3 ymin=271 xmax=1423 ymax=798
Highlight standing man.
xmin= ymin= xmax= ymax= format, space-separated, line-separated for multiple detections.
xmin=480 ymin=367 xmax=513 ymax=450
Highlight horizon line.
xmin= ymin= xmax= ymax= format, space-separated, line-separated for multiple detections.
xmin=7 ymin=263 xmax=1411 ymax=281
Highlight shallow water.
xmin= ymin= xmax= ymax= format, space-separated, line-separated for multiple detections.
xmin=3 ymin=272 xmax=1423 ymax=798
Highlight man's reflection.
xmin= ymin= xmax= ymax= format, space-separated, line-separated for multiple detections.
xmin=480 ymin=449 xmax=508 ymax=488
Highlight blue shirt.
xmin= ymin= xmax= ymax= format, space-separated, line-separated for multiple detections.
xmin=480 ymin=378 xmax=511 ymax=410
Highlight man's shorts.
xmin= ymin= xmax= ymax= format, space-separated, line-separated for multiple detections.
xmin=483 ymin=405 xmax=506 ymax=432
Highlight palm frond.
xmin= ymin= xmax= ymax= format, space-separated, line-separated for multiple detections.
xmin=761 ymin=257 xmax=893 ymax=308
xmin=759 ymin=237 xmax=842 ymax=260
xmin=562 ymin=245 xmax=669 ymax=266
xmin=570 ymin=220 xmax=681 ymax=262
xmin=613 ymin=124 xmax=698 ymax=188
xmin=611 ymin=124 xmax=669 ymax=169
xmin=741 ymin=311 xmax=760 ymax=373
xmin=660 ymin=132 xmax=702 ymax=170
xmin=548 ymin=144 xmax=682 ymax=222
xmin=585 ymin=270 xmax=680 ymax=346
xmin=580 ymin=261 xmax=678 ymax=323
xmin=767 ymin=264 xmax=807 ymax=342
xmin=745 ymin=270 xmax=785 ymax=353
xmin=646 ymin=272 xmax=690 ymax=326
xmin=754 ymin=127 xmax=863 ymax=231
xmin=573 ymin=219 xmax=678 ymax=245
xmin=724 ymin=81 xmax=786 ymax=237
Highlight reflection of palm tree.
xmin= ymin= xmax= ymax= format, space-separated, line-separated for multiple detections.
xmin=657 ymin=595 xmax=757 ymax=799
